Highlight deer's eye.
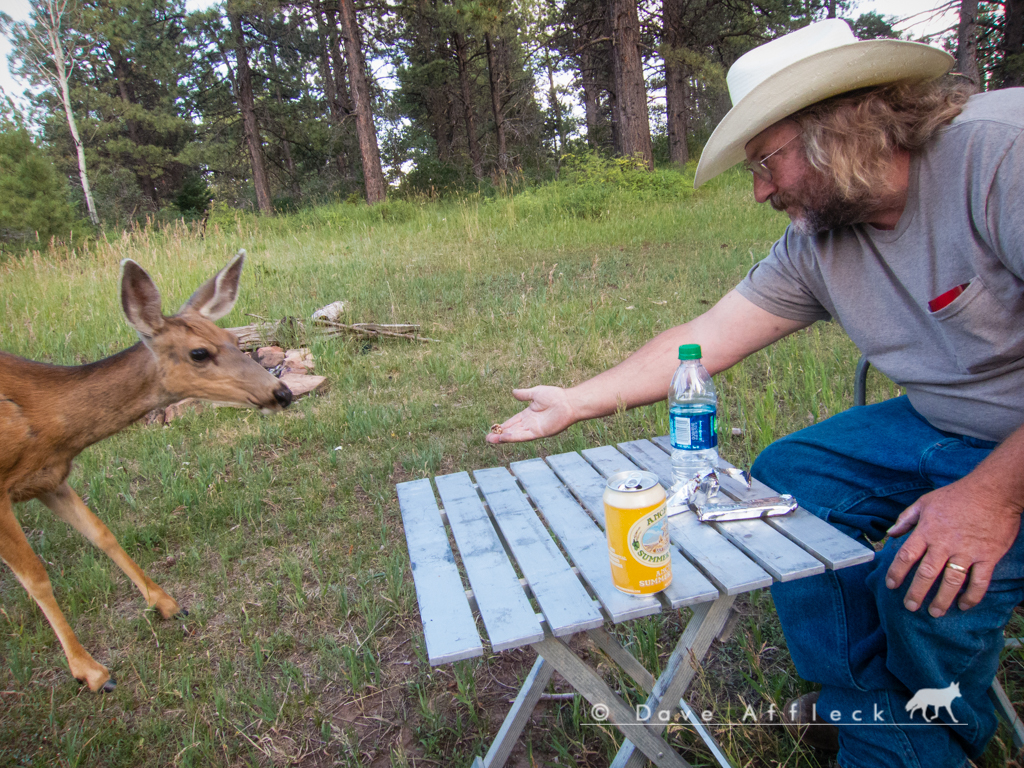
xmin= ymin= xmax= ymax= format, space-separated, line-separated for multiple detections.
xmin=190 ymin=348 xmax=211 ymax=362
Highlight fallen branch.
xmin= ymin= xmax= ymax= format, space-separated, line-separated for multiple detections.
xmin=316 ymin=320 xmax=441 ymax=343
xmin=226 ymin=318 xmax=438 ymax=349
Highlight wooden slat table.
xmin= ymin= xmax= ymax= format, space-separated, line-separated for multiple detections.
xmin=396 ymin=437 xmax=875 ymax=768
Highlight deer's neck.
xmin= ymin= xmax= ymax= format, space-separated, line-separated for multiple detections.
xmin=42 ymin=342 xmax=169 ymax=454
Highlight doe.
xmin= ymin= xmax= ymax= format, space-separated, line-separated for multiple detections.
xmin=0 ymin=251 xmax=292 ymax=692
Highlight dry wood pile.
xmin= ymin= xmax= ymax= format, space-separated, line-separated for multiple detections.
xmin=143 ymin=300 xmax=426 ymax=425
xmin=226 ymin=300 xmax=438 ymax=350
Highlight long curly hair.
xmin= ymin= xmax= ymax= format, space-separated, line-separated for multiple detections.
xmin=793 ymin=78 xmax=972 ymax=205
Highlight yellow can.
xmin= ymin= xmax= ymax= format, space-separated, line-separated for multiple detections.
xmin=603 ymin=471 xmax=672 ymax=594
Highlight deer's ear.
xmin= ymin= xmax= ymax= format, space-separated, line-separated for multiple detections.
xmin=121 ymin=259 xmax=165 ymax=339
xmin=183 ymin=250 xmax=245 ymax=321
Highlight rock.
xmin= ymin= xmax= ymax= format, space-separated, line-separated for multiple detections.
xmin=311 ymin=301 xmax=347 ymax=323
xmin=282 ymin=348 xmax=314 ymax=375
xmin=255 ymin=346 xmax=285 ymax=369
xmin=279 ymin=373 xmax=328 ymax=398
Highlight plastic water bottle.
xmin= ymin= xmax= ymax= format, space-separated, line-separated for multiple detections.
xmin=669 ymin=344 xmax=719 ymax=488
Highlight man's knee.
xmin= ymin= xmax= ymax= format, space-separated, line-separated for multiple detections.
xmin=868 ymin=543 xmax=1009 ymax=690
xmin=750 ymin=435 xmax=794 ymax=487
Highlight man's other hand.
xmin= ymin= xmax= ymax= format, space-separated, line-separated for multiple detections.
xmin=486 ymin=386 xmax=577 ymax=444
xmin=885 ymin=477 xmax=1022 ymax=617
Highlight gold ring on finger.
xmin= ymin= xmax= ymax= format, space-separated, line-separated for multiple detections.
xmin=945 ymin=562 xmax=969 ymax=574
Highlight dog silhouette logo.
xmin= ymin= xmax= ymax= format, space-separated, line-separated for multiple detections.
xmin=906 ymin=682 xmax=961 ymax=723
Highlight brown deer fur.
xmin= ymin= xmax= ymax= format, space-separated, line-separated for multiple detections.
xmin=0 ymin=252 xmax=291 ymax=691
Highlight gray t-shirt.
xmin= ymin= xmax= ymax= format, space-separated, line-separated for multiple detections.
xmin=736 ymin=89 xmax=1024 ymax=442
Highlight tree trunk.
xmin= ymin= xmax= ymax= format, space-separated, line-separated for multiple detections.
xmin=112 ymin=51 xmax=159 ymax=207
xmin=59 ymin=64 xmax=100 ymax=225
xmin=274 ymin=93 xmax=302 ymax=200
xmin=39 ymin=5 xmax=99 ymax=224
xmin=485 ymin=32 xmax=508 ymax=174
xmin=327 ymin=2 xmax=354 ymax=116
xmin=580 ymin=60 xmax=602 ymax=148
xmin=1001 ymin=0 xmax=1024 ymax=88
xmin=313 ymin=0 xmax=349 ymax=177
xmin=546 ymin=58 xmax=566 ymax=159
xmin=608 ymin=0 xmax=652 ymax=168
xmin=228 ymin=9 xmax=274 ymax=215
xmin=264 ymin=46 xmax=302 ymax=202
xmin=337 ymin=0 xmax=386 ymax=204
xmin=956 ymin=0 xmax=981 ymax=89
xmin=662 ymin=0 xmax=689 ymax=165
xmin=453 ymin=31 xmax=483 ymax=180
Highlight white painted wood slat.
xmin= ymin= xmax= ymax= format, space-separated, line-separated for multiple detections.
xmin=434 ymin=472 xmax=544 ymax=652
xmin=650 ymin=436 xmax=875 ymax=571
xmin=628 ymin=438 xmax=827 ymax=582
xmin=548 ymin=450 xmax=719 ymax=608
xmin=710 ymin=518 xmax=824 ymax=582
xmin=511 ymin=458 xmax=662 ymax=623
xmin=580 ymin=445 xmax=639 ymax=487
xmin=616 ymin=439 xmax=677 ymax=489
xmin=613 ymin=440 xmax=773 ymax=593
xmin=546 ymin=451 xmax=610 ymax=524
xmin=473 ymin=467 xmax=604 ymax=636
xmin=396 ymin=479 xmax=483 ymax=665
xmin=668 ymin=509 xmax=773 ymax=594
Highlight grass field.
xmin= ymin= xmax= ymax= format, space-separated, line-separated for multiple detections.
xmin=1 ymin=165 xmax=1021 ymax=768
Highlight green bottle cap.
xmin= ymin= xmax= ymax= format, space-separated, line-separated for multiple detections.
xmin=678 ymin=344 xmax=702 ymax=360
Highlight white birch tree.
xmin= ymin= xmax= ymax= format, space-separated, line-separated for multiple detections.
xmin=2 ymin=0 xmax=99 ymax=224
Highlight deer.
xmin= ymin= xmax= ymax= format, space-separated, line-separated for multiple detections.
xmin=0 ymin=251 xmax=292 ymax=692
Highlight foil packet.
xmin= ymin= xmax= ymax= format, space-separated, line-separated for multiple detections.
xmin=666 ymin=466 xmax=797 ymax=522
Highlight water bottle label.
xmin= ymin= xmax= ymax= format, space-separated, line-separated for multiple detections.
xmin=670 ymin=410 xmax=717 ymax=450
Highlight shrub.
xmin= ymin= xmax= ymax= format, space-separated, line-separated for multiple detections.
xmin=173 ymin=173 xmax=214 ymax=218
xmin=559 ymin=150 xmax=693 ymax=200
xmin=0 ymin=117 xmax=79 ymax=246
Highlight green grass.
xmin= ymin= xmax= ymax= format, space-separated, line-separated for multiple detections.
xmin=1 ymin=165 xmax=1020 ymax=767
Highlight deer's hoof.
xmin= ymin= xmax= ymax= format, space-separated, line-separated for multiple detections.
xmin=77 ymin=671 xmax=116 ymax=693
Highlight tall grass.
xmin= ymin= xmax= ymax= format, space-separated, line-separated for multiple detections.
xmin=0 ymin=164 xmax=1018 ymax=768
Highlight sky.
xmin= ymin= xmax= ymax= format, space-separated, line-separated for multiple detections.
xmin=0 ymin=0 xmax=31 ymax=109
xmin=0 ymin=1 xmax=960 ymax=119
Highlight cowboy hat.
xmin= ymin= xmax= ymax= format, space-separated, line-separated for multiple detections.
xmin=693 ymin=19 xmax=953 ymax=188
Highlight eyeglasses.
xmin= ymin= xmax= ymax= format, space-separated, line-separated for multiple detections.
xmin=743 ymin=132 xmax=802 ymax=183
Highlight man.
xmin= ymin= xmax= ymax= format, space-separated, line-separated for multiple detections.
xmin=487 ymin=19 xmax=1024 ymax=768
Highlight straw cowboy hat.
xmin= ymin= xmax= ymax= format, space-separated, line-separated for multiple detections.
xmin=693 ymin=18 xmax=954 ymax=188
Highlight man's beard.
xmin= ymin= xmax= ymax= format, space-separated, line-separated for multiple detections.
xmin=770 ymin=174 xmax=874 ymax=235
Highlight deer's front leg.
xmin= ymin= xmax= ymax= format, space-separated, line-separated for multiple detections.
xmin=39 ymin=483 xmax=183 ymax=620
xmin=0 ymin=493 xmax=114 ymax=691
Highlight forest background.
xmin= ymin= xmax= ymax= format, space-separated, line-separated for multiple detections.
xmin=0 ymin=0 xmax=1021 ymax=243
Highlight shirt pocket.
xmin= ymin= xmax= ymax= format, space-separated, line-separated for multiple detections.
xmin=930 ymin=277 xmax=1024 ymax=374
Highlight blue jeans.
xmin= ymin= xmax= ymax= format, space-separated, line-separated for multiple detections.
xmin=751 ymin=396 xmax=1024 ymax=768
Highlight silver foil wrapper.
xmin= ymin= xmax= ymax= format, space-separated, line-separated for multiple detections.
xmin=666 ymin=465 xmax=796 ymax=522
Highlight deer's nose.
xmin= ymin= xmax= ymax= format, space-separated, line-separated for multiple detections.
xmin=274 ymin=385 xmax=293 ymax=409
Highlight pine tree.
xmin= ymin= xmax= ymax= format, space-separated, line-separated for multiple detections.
xmin=0 ymin=111 xmax=78 ymax=244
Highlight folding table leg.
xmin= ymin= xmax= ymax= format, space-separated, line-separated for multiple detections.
xmin=679 ymin=699 xmax=735 ymax=768
xmin=478 ymin=655 xmax=554 ymax=768
xmin=611 ymin=595 xmax=738 ymax=768
xmin=530 ymin=633 xmax=693 ymax=768
xmin=587 ymin=626 xmax=657 ymax=694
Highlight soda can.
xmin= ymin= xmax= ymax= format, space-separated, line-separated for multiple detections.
xmin=603 ymin=470 xmax=672 ymax=594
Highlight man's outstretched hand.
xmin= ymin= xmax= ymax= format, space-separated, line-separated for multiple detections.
xmin=885 ymin=476 xmax=1022 ymax=617
xmin=486 ymin=386 xmax=578 ymax=444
